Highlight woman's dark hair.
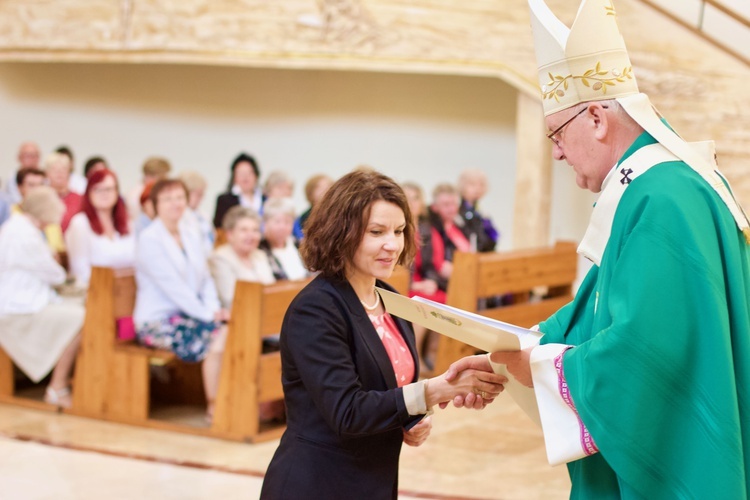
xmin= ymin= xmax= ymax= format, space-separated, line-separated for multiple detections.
xmin=150 ymin=178 xmax=189 ymax=215
xmin=227 ymin=152 xmax=260 ymax=191
xmin=81 ymin=169 xmax=129 ymax=236
xmin=83 ymin=156 xmax=108 ymax=178
xmin=301 ymin=169 xmax=416 ymax=280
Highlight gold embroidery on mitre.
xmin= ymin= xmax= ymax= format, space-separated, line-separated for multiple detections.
xmin=541 ymin=62 xmax=633 ymax=101
xmin=743 ymin=228 xmax=750 ymax=245
xmin=605 ymin=1 xmax=616 ymax=16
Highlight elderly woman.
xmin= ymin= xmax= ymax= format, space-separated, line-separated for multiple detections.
xmin=262 ymin=170 xmax=294 ymax=200
xmin=259 ymin=197 xmax=307 ymax=281
xmin=0 ymin=186 xmax=84 ymax=408
xmin=134 ymin=178 xmax=229 ymax=420
xmin=65 ymin=169 xmax=135 ymax=288
xmin=294 ymin=173 xmax=333 ymax=238
xmin=260 ymin=170 xmax=506 ymax=499
xmin=209 ymin=206 xmax=275 ymax=309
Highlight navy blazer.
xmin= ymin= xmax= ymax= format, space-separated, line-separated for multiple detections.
xmin=260 ymin=275 xmax=421 ymax=500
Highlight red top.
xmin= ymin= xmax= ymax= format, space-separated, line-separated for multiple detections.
xmin=60 ymin=191 xmax=83 ymax=232
xmin=367 ymin=312 xmax=415 ymax=387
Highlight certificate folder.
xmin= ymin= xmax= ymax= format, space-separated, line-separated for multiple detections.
xmin=377 ymin=287 xmax=542 ymax=426
xmin=376 ymin=288 xmax=542 ymax=352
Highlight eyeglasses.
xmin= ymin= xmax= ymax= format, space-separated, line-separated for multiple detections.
xmin=546 ymin=107 xmax=587 ymax=147
xmin=546 ymin=105 xmax=609 ymax=147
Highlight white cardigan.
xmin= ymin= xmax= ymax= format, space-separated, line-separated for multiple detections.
xmin=134 ymin=218 xmax=220 ymax=325
xmin=0 ymin=213 xmax=66 ymax=315
xmin=65 ymin=212 xmax=136 ymax=287
xmin=209 ymin=244 xmax=275 ymax=308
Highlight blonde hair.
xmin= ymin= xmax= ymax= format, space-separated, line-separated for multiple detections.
xmin=263 ymin=170 xmax=294 ymax=196
xmin=43 ymin=152 xmax=72 ymax=173
xmin=304 ymin=174 xmax=333 ymax=204
xmin=262 ymin=197 xmax=296 ymax=221
xmin=21 ymin=185 xmax=65 ymax=225
xmin=142 ymin=157 xmax=172 ymax=177
xmin=458 ymin=168 xmax=487 ymax=190
xmin=432 ymin=183 xmax=459 ymax=201
xmin=178 ymin=170 xmax=207 ymax=192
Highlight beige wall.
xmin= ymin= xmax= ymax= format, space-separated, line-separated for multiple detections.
xmin=0 ymin=62 xmax=593 ymax=248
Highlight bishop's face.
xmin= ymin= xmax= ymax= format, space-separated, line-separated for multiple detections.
xmin=546 ymin=105 xmax=610 ymax=193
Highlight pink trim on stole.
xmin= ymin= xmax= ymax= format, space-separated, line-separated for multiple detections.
xmin=554 ymin=348 xmax=599 ymax=456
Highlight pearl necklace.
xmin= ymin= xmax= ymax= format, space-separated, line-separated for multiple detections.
xmin=360 ymin=289 xmax=381 ymax=311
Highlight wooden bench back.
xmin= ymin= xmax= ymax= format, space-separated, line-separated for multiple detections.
xmin=433 ymin=241 xmax=578 ymax=373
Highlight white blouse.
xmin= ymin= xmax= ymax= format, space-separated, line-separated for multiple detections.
xmin=0 ymin=213 xmax=66 ymax=315
xmin=209 ymin=244 xmax=276 ymax=308
xmin=270 ymin=238 xmax=308 ymax=281
xmin=65 ymin=212 xmax=136 ymax=287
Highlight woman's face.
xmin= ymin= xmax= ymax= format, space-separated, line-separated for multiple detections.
xmin=233 ymin=162 xmax=257 ymax=194
xmin=461 ymin=176 xmax=487 ymax=204
xmin=267 ymin=182 xmax=293 ymax=200
xmin=188 ymin=187 xmax=205 ymax=210
xmin=156 ymin=185 xmax=187 ymax=224
xmin=432 ymin=192 xmax=460 ymax=224
xmin=403 ymin=186 xmax=423 ymax=219
xmin=227 ymin=217 xmax=261 ymax=257
xmin=349 ymin=200 xmax=405 ymax=283
xmin=263 ymin=212 xmax=294 ymax=247
xmin=89 ymin=175 xmax=119 ymax=212
xmin=46 ymin=161 xmax=70 ymax=192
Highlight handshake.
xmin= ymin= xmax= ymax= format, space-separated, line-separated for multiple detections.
xmin=425 ymin=349 xmax=533 ymax=410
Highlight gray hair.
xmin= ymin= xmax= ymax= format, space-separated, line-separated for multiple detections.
xmin=222 ymin=205 xmax=261 ymax=232
xmin=178 ymin=170 xmax=208 ymax=192
xmin=262 ymin=196 xmax=296 ymax=221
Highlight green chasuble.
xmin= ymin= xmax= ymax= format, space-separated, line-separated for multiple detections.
xmin=539 ymin=133 xmax=750 ymax=499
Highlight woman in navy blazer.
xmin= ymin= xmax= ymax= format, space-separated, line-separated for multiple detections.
xmin=260 ymin=170 xmax=506 ymax=500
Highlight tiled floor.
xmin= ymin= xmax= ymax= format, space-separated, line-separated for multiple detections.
xmin=0 ymin=393 xmax=570 ymax=499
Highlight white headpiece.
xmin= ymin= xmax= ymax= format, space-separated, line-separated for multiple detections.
xmin=529 ymin=0 xmax=750 ymax=241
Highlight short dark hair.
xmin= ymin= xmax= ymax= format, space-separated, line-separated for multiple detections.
xmin=16 ymin=167 xmax=46 ymax=187
xmin=83 ymin=156 xmax=108 ymax=177
xmin=150 ymin=178 xmax=189 ymax=215
xmin=55 ymin=145 xmax=74 ymax=164
xmin=301 ymin=169 xmax=416 ymax=280
xmin=228 ymin=152 xmax=260 ymax=191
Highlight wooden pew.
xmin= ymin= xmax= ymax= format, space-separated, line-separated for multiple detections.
xmin=433 ymin=241 xmax=578 ymax=374
xmin=71 ymin=266 xmax=311 ymax=441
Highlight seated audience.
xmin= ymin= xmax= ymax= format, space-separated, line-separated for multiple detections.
xmin=11 ymin=168 xmax=66 ymax=258
xmin=0 ymin=186 xmax=83 ymax=408
xmin=212 ymin=153 xmax=262 ymax=229
xmin=209 ymin=206 xmax=275 ymax=308
xmin=259 ymin=197 xmax=308 ymax=281
xmin=45 ymin=152 xmax=83 ymax=232
xmin=83 ymin=156 xmax=109 ymax=179
xmin=263 ymin=170 xmax=294 ymax=200
xmin=134 ymin=178 xmax=228 ymax=421
xmin=65 ymin=169 xmax=135 ymax=288
xmin=126 ymin=156 xmax=171 ymax=222
xmin=294 ymin=173 xmax=333 ymax=238
xmin=179 ymin=170 xmax=214 ymax=254
xmin=457 ymin=168 xmax=498 ymax=251
xmin=402 ymin=182 xmax=443 ymax=372
xmin=4 ymin=141 xmax=41 ymax=204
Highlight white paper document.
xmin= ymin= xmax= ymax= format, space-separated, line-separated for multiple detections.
xmin=377 ymin=288 xmax=542 ymax=351
xmin=378 ymin=287 xmax=543 ymax=426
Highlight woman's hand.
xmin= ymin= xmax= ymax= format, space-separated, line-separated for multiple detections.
xmin=214 ymin=308 xmax=231 ymax=323
xmin=411 ymin=279 xmax=438 ymax=295
xmin=425 ymin=364 xmax=506 ymax=409
xmin=403 ymin=416 xmax=432 ymax=447
xmin=439 ymin=261 xmax=453 ymax=279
